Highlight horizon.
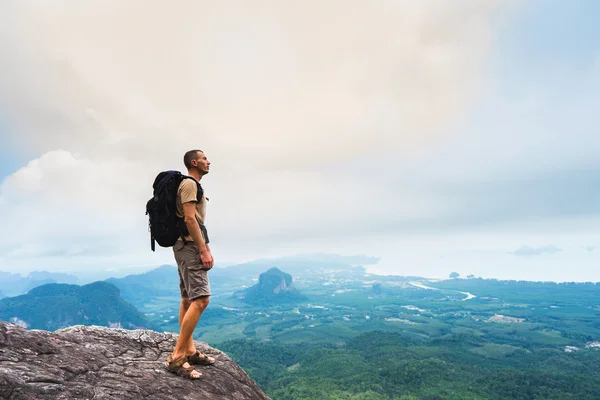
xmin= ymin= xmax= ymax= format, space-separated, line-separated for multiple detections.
xmin=1 ymin=1 xmax=599 ymax=283
xmin=1 ymin=251 xmax=598 ymax=285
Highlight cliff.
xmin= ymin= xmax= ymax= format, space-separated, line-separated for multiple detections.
xmin=0 ymin=321 xmax=271 ymax=400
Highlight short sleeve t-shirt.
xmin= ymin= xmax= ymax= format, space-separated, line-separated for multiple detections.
xmin=175 ymin=178 xmax=207 ymax=241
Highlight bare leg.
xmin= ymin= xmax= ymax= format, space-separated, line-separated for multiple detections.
xmin=179 ymin=297 xmax=191 ymax=325
xmin=172 ymin=296 xmax=210 ymax=360
xmin=178 ymin=298 xmax=194 ymax=354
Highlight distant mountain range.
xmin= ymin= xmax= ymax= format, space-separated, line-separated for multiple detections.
xmin=105 ymin=265 xmax=179 ymax=307
xmin=0 ymin=253 xmax=375 ymax=332
xmin=0 ymin=252 xmax=373 ymax=296
xmin=0 ymin=271 xmax=79 ymax=297
xmin=104 ymin=254 xmax=369 ymax=307
xmin=104 ymin=263 xmax=248 ymax=306
xmin=106 ymin=263 xmax=311 ymax=306
xmin=235 ymin=267 xmax=307 ymax=305
xmin=0 ymin=281 xmax=153 ymax=331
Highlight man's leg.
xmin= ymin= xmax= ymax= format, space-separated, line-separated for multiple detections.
xmin=178 ymin=298 xmax=191 ymax=329
xmin=172 ymin=242 xmax=214 ymax=364
xmin=172 ymin=296 xmax=210 ymax=360
xmin=178 ymin=297 xmax=195 ymax=355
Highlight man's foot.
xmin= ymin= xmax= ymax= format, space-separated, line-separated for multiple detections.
xmin=164 ymin=354 xmax=203 ymax=379
xmin=186 ymin=350 xmax=216 ymax=366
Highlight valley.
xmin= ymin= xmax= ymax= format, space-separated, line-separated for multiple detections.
xmin=115 ymin=262 xmax=600 ymax=355
xmin=2 ymin=256 xmax=600 ymax=399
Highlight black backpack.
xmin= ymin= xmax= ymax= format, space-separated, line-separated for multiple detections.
xmin=145 ymin=170 xmax=203 ymax=251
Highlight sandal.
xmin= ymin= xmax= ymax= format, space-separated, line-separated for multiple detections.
xmin=187 ymin=350 xmax=215 ymax=366
xmin=164 ymin=355 xmax=203 ymax=379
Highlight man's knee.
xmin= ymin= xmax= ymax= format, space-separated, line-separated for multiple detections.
xmin=192 ymin=296 xmax=210 ymax=309
xmin=181 ymin=297 xmax=192 ymax=307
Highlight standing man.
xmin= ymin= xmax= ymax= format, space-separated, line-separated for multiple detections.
xmin=165 ymin=149 xmax=216 ymax=379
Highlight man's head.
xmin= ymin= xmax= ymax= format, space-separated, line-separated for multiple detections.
xmin=183 ymin=149 xmax=210 ymax=176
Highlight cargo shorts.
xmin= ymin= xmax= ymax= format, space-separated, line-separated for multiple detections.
xmin=172 ymin=240 xmax=211 ymax=300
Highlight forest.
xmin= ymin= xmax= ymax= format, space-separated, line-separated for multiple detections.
xmin=219 ymin=330 xmax=600 ymax=399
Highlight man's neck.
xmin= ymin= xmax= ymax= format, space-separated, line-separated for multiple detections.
xmin=187 ymin=170 xmax=202 ymax=181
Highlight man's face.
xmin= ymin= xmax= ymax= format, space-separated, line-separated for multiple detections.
xmin=192 ymin=151 xmax=210 ymax=175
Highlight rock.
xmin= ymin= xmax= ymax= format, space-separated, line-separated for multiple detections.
xmin=0 ymin=321 xmax=271 ymax=400
xmin=236 ymin=267 xmax=307 ymax=305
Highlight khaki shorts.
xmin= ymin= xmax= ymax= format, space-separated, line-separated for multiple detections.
xmin=172 ymin=240 xmax=211 ymax=300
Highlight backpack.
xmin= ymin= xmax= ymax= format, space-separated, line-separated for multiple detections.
xmin=145 ymin=170 xmax=203 ymax=251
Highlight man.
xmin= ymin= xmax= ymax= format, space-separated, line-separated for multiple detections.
xmin=164 ymin=149 xmax=216 ymax=379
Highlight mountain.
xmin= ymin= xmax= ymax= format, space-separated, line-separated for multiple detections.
xmin=236 ymin=268 xmax=307 ymax=305
xmin=105 ymin=264 xmax=180 ymax=306
xmin=102 ymin=253 xmax=377 ymax=306
xmin=0 ymin=270 xmax=79 ymax=297
xmin=26 ymin=271 xmax=79 ymax=284
xmin=0 ymin=281 xmax=153 ymax=331
xmin=0 ymin=321 xmax=271 ymax=400
xmin=107 ymin=264 xmax=252 ymax=308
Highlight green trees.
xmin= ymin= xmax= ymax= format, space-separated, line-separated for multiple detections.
xmin=220 ymin=330 xmax=600 ymax=400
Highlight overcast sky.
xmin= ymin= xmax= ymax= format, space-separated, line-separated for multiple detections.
xmin=1 ymin=0 xmax=599 ymax=282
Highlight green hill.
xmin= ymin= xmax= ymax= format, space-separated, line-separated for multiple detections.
xmin=236 ymin=267 xmax=307 ymax=306
xmin=0 ymin=281 xmax=153 ymax=331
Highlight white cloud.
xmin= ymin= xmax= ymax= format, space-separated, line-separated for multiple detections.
xmin=0 ymin=0 xmax=505 ymax=269
xmin=6 ymin=1 xmax=597 ymax=283
xmin=2 ymin=0 xmax=500 ymax=161
xmin=0 ymin=150 xmax=145 ymax=260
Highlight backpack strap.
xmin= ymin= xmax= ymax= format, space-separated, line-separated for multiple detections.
xmin=178 ymin=176 xmax=205 ymax=243
xmin=180 ymin=175 xmax=204 ymax=203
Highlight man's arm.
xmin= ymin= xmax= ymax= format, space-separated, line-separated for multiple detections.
xmin=182 ymin=202 xmax=213 ymax=269
xmin=182 ymin=202 xmax=206 ymax=251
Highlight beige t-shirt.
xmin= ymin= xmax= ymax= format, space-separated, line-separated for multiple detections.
xmin=175 ymin=178 xmax=207 ymax=242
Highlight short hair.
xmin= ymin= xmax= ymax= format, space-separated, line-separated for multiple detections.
xmin=183 ymin=149 xmax=203 ymax=169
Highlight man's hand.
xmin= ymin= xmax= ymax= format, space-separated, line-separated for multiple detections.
xmin=200 ymin=249 xmax=214 ymax=270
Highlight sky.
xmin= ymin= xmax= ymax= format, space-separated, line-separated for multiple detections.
xmin=0 ymin=0 xmax=599 ymax=282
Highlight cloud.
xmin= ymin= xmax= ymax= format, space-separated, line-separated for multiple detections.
xmin=510 ymin=245 xmax=562 ymax=257
xmin=3 ymin=1 xmax=597 ymax=283
xmin=1 ymin=0 xmax=502 ymax=163
xmin=0 ymin=0 xmax=506 ymax=266
xmin=0 ymin=150 xmax=142 ymax=260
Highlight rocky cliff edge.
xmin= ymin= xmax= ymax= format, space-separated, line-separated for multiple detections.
xmin=0 ymin=321 xmax=271 ymax=400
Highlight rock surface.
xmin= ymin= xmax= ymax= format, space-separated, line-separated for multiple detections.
xmin=0 ymin=321 xmax=271 ymax=400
